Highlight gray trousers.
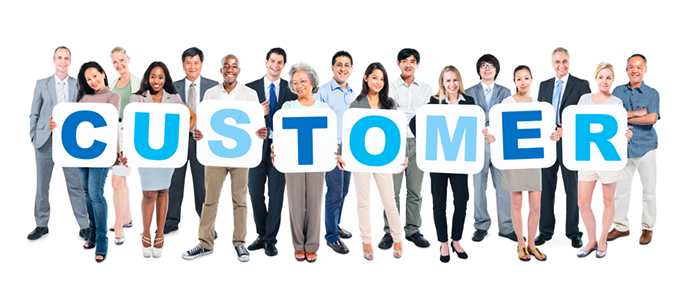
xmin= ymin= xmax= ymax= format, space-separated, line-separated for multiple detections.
xmin=34 ymin=135 xmax=88 ymax=228
xmin=473 ymin=141 xmax=513 ymax=234
xmin=385 ymin=138 xmax=423 ymax=236
xmin=286 ymin=172 xmax=324 ymax=252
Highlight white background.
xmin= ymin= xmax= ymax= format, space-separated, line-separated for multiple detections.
xmin=1 ymin=0 xmax=695 ymax=299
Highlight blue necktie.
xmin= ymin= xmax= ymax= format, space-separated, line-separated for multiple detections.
xmin=485 ymin=87 xmax=492 ymax=110
xmin=269 ymin=83 xmax=277 ymax=135
xmin=552 ymin=79 xmax=563 ymax=124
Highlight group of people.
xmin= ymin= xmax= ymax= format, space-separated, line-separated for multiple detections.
xmin=28 ymin=46 xmax=659 ymax=263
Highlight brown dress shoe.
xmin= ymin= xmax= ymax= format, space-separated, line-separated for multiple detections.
xmin=640 ymin=230 xmax=653 ymax=245
xmin=607 ymin=228 xmax=630 ymax=241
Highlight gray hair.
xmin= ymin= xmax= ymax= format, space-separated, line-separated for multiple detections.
xmin=551 ymin=47 xmax=569 ymax=60
xmin=110 ymin=46 xmax=127 ymax=57
xmin=220 ymin=54 xmax=239 ymax=68
xmin=288 ymin=62 xmax=319 ymax=94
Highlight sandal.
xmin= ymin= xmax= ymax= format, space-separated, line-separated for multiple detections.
xmin=140 ymin=234 xmax=152 ymax=258
xmin=95 ymin=254 xmax=107 ymax=263
xmin=517 ymin=247 xmax=530 ymax=261
xmin=305 ymin=252 xmax=317 ymax=263
xmin=393 ymin=242 xmax=402 ymax=259
xmin=153 ymin=236 xmax=164 ymax=258
xmin=528 ymin=247 xmax=547 ymax=261
xmin=83 ymin=242 xmax=96 ymax=249
xmin=362 ymin=243 xmax=374 ymax=261
xmin=294 ymin=250 xmax=306 ymax=261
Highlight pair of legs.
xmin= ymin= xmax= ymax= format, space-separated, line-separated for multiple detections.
xmin=579 ymin=180 xmax=617 ymax=252
xmin=511 ymin=191 xmax=541 ymax=259
xmin=473 ymin=141 xmax=513 ymax=235
xmin=287 ymin=172 xmax=324 ymax=260
xmin=77 ymin=167 xmax=109 ymax=260
xmin=111 ymin=175 xmax=131 ymax=238
xmin=355 ymin=172 xmax=402 ymax=256
xmin=141 ymin=189 xmax=168 ymax=250
xmin=386 ymin=139 xmax=423 ymax=236
xmin=431 ymin=173 xmax=468 ymax=256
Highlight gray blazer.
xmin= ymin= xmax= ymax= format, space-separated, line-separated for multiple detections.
xmin=464 ymin=82 xmax=511 ymax=126
xmin=173 ymin=76 xmax=218 ymax=107
xmin=29 ymin=75 xmax=77 ymax=149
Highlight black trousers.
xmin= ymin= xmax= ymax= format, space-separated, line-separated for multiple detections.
xmin=539 ymin=139 xmax=582 ymax=239
xmin=248 ymin=139 xmax=286 ymax=244
xmin=430 ymin=173 xmax=469 ymax=243
xmin=166 ymin=133 xmax=205 ymax=227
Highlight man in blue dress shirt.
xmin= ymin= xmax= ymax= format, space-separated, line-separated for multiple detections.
xmin=607 ymin=54 xmax=660 ymax=245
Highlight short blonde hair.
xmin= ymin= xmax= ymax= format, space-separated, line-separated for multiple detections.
xmin=594 ymin=62 xmax=615 ymax=79
xmin=110 ymin=46 xmax=128 ymax=57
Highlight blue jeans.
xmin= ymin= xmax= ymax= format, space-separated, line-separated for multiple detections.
xmin=324 ymin=166 xmax=351 ymax=243
xmin=77 ymin=167 xmax=109 ymax=255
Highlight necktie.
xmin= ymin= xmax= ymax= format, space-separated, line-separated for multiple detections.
xmin=485 ymin=87 xmax=492 ymax=110
xmin=552 ymin=79 xmax=563 ymax=124
xmin=188 ymin=82 xmax=197 ymax=132
xmin=58 ymin=81 xmax=67 ymax=103
xmin=269 ymin=83 xmax=277 ymax=135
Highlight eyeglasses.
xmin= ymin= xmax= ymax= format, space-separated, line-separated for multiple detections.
xmin=291 ymin=79 xmax=310 ymax=87
xmin=480 ymin=63 xmax=495 ymax=69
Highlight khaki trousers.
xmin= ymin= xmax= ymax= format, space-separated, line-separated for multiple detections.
xmin=614 ymin=150 xmax=657 ymax=231
xmin=198 ymin=166 xmax=248 ymax=249
xmin=355 ymin=172 xmax=402 ymax=244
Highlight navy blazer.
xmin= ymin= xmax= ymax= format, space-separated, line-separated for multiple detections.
xmin=173 ymin=76 xmax=219 ymax=107
xmin=245 ymin=76 xmax=298 ymax=130
xmin=537 ymin=74 xmax=591 ymax=125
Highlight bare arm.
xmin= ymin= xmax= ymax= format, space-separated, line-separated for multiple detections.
xmin=628 ymin=112 xmax=658 ymax=125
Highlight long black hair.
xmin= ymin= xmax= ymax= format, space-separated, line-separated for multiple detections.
xmin=77 ymin=61 xmax=109 ymax=101
xmin=355 ymin=62 xmax=394 ymax=109
xmin=135 ymin=61 xmax=177 ymax=96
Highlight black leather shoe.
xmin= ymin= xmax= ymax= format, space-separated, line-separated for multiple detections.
xmin=440 ymin=244 xmax=450 ymax=263
xmin=215 ymin=230 xmax=218 ymax=240
xmin=327 ymin=240 xmax=349 ymax=254
xmin=406 ymin=232 xmax=430 ymax=248
xmin=28 ymin=227 xmax=49 ymax=240
xmin=248 ymin=237 xmax=264 ymax=251
xmin=79 ymin=228 xmax=90 ymax=241
xmin=499 ymin=231 xmax=522 ymax=242
xmin=451 ymin=241 xmax=468 ymax=259
xmin=571 ymin=236 xmax=583 ymax=248
xmin=338 ymin=227 xmax=352 ymax=239
xmin=378 ymin=233 xmax=393 ymax=250
xmin=264 ymin=243 xmax=278 ymax=256
xmin=471 ymin=229 xmax=487 ymax=242
xmin=534 ymin=234 xmax=550 ymax=246
xmin=163 ymin=224 xmax=178 ymax=234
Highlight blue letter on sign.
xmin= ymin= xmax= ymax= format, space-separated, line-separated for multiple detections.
xmin=282 ymin=116 xmax=328 ymax=165
xmin=502 ymin=111 xmax=544 ymax=160
xmin=576 ymin=114 xmax=620 ymax=161
xmin=62 ymin=110 xmax=107 ymax=159
xmin=426 ymin=115 xmax=477 ymax=162
xmin=349 ymin=116 xmax=400 ymax=167
xmin=134 ymin=112 xmax=179 ymax=161
xmin=209 ymin=109 xmax=252 ymax=159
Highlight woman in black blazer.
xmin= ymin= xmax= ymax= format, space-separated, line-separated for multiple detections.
xmin=411 ymin=66 xmax=474 ymax=262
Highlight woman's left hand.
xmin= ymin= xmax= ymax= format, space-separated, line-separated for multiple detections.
xmin=625 ymin=126 xmax=633 ymax=140
xmin=119 ymin=152 xmax=128 ymax=168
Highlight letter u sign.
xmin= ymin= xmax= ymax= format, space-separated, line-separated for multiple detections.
xmin=122 ymin=103 xmax=191 ymax=168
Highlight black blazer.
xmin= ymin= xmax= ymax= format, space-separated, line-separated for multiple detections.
xmin=245 ymin=76 xmax=298 ymax=130
xmin=537 ymin=74 xmax=590 ymax=125
xmin=409 ymin=94 xmax=476 ymax=136
xmin=173 ymin=76 xmax=219 ymax=106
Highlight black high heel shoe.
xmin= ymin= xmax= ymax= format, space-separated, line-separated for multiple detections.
xmin=451 ymin=241 xmax=468 ymax=259
xmin=440 ymin=244 xmax=450 ymax=263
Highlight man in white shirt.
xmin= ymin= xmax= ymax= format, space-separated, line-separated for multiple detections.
xmin=380 ymin=48 xmax=433 ymax=249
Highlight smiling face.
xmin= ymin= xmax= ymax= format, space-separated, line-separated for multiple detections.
xmin=442 ymin=71 xmax=459 ymax=97
xmin=149 ymin=66 xmax=165 ymax=94
xmin=479 ymin=61 xmax=496 ymax=82
xmin=551 ymin=51 xmax=569 ymax=79
xmin=332 ymin=56 xmax=353 ymax=86
xmin=53 ymin=48 xmax=71 ymax=75
xmin=626 ymin=56 xmax=647 ymax=87
xmin=265 ymin=53 xmax=285 ymax=80
xmin=397 ymin=55 xmax=418 ymax=79
xmin=84 ymin=67 xmax=106 ymax=91
xmin=364 ymin=68 xmax=385 ymax=94
xmin=596 ymin=68 xmax=614 ymax=93
xmin=514 ymin=69 xmax=532 ymax=94
xmin=291 ymin=69 xmax=313 ymax=98
xmin=111 ymin=51 xmax=130 ymax=76
xmin=220 ymin=55 xmax=240 ymax=86
xmin=182 ymin=55 xmax=202 ymax=82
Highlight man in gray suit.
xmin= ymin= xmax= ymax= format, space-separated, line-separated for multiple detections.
xmin=28 ymin=46 xmax=89 ymax=241
xmin=464 ymin=54 xmax=517 ymax=242
xmin=165 ymin=47 xmax=219 ymax=234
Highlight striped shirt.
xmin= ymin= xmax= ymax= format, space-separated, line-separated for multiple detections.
xmin=612 ymin=81 xmax=660 ymax=159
